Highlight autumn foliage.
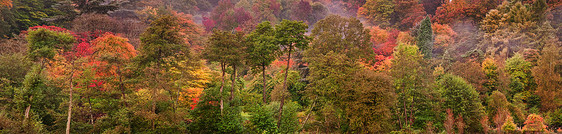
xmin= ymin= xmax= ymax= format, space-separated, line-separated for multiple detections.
xmin=523 ymin=114 xmax=547 ymax=133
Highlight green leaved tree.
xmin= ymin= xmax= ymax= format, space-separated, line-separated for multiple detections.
xmin=273 ymin=19 xmax=309 ymax=128
xmin=411 ymin=16 xmax=434 ymax=59
xmin=439 ymin=74 xmax=485 ymax=133
xmin=246 ymin=21 xmax=279 ymax=103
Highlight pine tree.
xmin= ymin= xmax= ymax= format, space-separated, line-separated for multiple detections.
xmin=412 ymin=16 xmax=434 ymax=59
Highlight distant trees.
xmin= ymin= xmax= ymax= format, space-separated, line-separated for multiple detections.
xmin=210 ymin=0 xmax=253 ymax=31
xmin=358 ymin=0 xmax=394 ymax=27
xmin=393 ymin=0 xmax=427 ymax=29
xmin=70 ymin=0 xmax=118 ymax=14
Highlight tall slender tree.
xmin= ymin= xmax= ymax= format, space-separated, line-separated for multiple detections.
xmin=25 ymin=27 xmax=75 ymax=125
xmin=228 ymin=31 xmax=245 ymax=101
xmin=138 ymin=15 xmax=187 ymax=130
xmin=203 ymin=29 xmax=244 ymax=113
xmin=246 ymin=21 xmax=279 ymax=103
xmin=274 ymin=19 xmax=309 ymax=128
xmin=390 ymin=43 xmax=439 ymax=130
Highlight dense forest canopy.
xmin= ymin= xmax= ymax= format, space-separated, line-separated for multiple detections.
xmin=0 ymin=0 xmax=561 ymax=133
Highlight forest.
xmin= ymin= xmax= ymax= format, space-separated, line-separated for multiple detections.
xmin=0 ymin=0 xmax=561 ymax=133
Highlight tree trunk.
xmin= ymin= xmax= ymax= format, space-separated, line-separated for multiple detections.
xmin=230 ymin=64 xmax=236 ymax=101
xmin=262 ymin=65 xmax=267 ymax=103
xmin=25 ymin=59 xmax=44 ymax=122
xmin=66 ymin=71 xmax=75 ymax=134
xmin=301 ymin=101 xmax=315 ymax=132
xmin=220 ymin=63 xmax=225 ymax=115
xmin=278 ymin=47 xmax=292 ymax=128
xmin=24 ymin=96 xmax=32 ymax=121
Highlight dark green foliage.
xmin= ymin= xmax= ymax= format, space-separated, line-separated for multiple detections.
xmin=26 ymin=28 xmax=75 ymax=62
xmin=0 ymin=8 xmax=17 ymax=38
xmin=274 ymin=19 xmax=310 ymax=52
xmin=412 ymin=16 xmax=434 ymax=59
xmin=506 ymin=54 xmax=539 ymax=109
xmin=439 ymin=74 xmax=485 ymax=132
xmin=548 ymin=108 xmax=562 ymax=131
xmin=248 ymin=104 xmax=278 ymax=133
xmin=188 ymin=82 xmax=243 ymax=134
xmin=269 ymin=101 xmax=300 ymax=133
xmin=16 ymin=65 xmax=63 ymax=129
xmin=1 ymin=0 xmax=65 ymax=37
xmin=391 ymin=43 xmax=441 ymax=130
xmin=203 ymin=30 xmax=245 ymax=66
xmin=246 ymin=21 xmax=278 ymax=72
